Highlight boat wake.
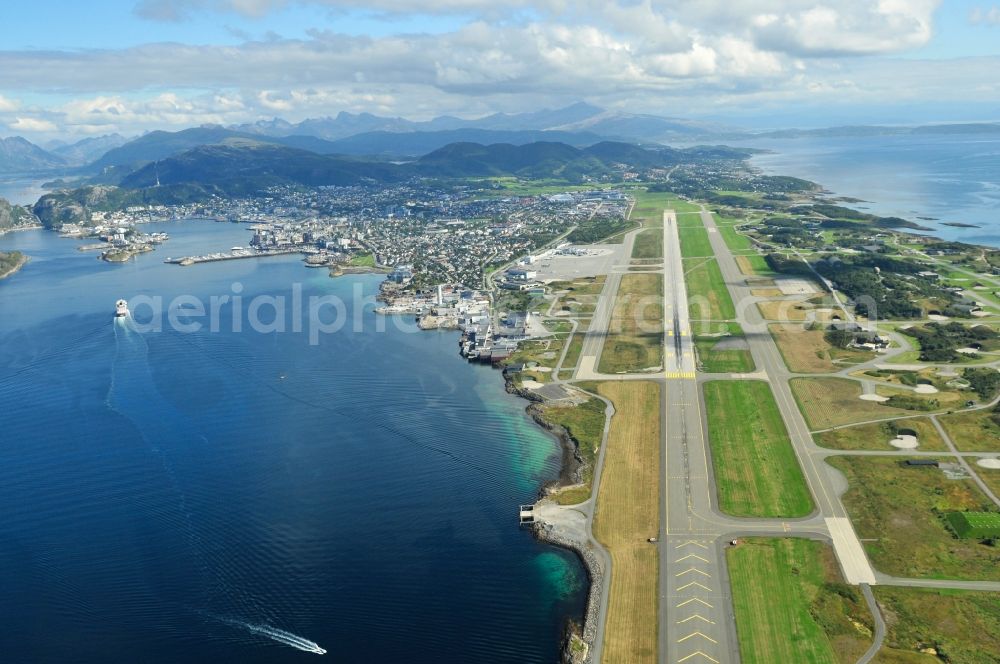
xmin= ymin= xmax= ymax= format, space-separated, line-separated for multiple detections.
xmin=211 ymin=615 xmax=327 ymax=655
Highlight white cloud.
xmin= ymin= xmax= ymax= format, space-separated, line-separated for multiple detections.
xmin=9 ymin=117 xmax=58 ymax=132
xmin=747 ymin=1 xmax=938 ymax=56
xmin=0 ymin=0 xmax=988 ymax=137
xmin=969 ymin=5 xmax=1000 ymax=25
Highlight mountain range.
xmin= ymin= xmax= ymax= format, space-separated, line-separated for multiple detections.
xmin=117 ymin=139 xmax=727 ymax=191
xmin=228 ymin=102 xmax=720 ymax=143
xmin=3 ymin=100 xmax=1000 ymax=182
xmin=34 ymin=138 xmax=724 ymax=227
xmin=0 ymin=137 xmax=68 ymax=173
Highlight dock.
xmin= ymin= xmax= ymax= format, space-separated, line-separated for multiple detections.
xmin=164 ymin=248 xmax=304 ymax=265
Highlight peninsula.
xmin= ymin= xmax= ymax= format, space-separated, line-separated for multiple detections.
xmin=4 ymin=130 xmax=1000 ymax=664
xmin=0 ymin=249 xmax=26 ymax=279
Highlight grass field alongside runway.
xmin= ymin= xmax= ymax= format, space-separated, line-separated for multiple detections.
xmin=703 ymin=380 xmax=813 ymax=517
xmin=790 ymin=377 xmax=911 ymax=429
xmin=770 ymin=324 xmax=874 ymax=373
xmin=591 ymin=381 xmax=662 ymax=664
xmin=728 ymin=538 xmax=873 ymax=664
xmin=683 ymin=257 xmax=736 ymax=325
xmin=678 ymin=223 xmax=714 ymax=258
xmin=598 ymin=273 xmax=664 ymax=374
xmin=632 ymin=228 xmax=664 ymax=260
xmin=693 ymin=324 xmax=755 ymax=373
xmin=736 ymin=254 xmax=776 ymax=277
xmin=715 ymin=219 xmax=755 ymax=253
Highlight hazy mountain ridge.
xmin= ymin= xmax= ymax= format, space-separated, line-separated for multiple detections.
xmin=319 ymin=128 xmax=607 ymax=157
xmin=89 ymin=127 xmax=348 ymax=170
xmin=229 ymin=102 xmax=727 ymax=143
xmin=50 ymin=134 xmax=128 ymax=166
xmin=35 ymin=138 xmax=736 ymax=227
xmin=0 ymin=137 xmax=67 ymax=173
xmin=120 ymin=139 xmax=721 ymax=189
xmin=119 ymin=141 xmax=404 ymax=190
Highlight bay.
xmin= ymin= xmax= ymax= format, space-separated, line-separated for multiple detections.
xmin=0 ymin=221 xmax=586 ymax=663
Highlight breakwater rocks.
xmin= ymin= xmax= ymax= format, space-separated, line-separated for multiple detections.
xmin=533 ymin=522 xmax=604 ymax=664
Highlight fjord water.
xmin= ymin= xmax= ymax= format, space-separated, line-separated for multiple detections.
xmin=0 ymin=222 xmax=585 ymax=662
xmin=742 ymin=133 xmax=1000 ymax=247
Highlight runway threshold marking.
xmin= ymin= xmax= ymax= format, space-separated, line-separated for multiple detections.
xmin=666 ymin=371 xmax=697 ymax=379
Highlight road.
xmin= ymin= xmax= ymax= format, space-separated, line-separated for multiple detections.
xmin=659 ymin=208 xmax=884 ymax=664
xmin=540 ymin=200 xmax=1000 ymax=663
xmin=659 ymin=210 xmax=740 ymax=664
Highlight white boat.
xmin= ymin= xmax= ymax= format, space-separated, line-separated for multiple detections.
xmin=115 ymin=299 xmax=129 ymax=318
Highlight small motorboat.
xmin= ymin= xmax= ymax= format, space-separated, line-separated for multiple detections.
xmin=115 ymin=299 xmax=129 ymax=318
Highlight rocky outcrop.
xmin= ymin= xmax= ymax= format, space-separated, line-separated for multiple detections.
xmin=33 ymin=185 xmax=123 ymax=229
xmin=525 ymin=401 xmax=585 ymax=489
xmin=533 ymin=522 xmax=604 ymax=664
xmin=0 ymin=197 xmax=40 ymax=231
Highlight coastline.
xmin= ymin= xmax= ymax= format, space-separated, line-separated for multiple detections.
xmin=0 ymin=224 xmax=43 ymax=236
xmin=381 ymin=294 xmax=600 ymax=661
xmin=328 ymin=264 xmax=390 ymax=278
xmin=743 ymin=135 xmax=1000 ymax=247
xmin=503 ymin=362 xmax=602 ymax=663
xmin=0 ymin=253 xmax=28 ymax=280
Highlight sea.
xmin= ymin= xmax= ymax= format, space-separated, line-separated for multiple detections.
xmin=0 ymin=176 xmax=50 ymax=207
xmin=0 ymin=221 xmax=586 ymax=663
xmin=736 ymin=132 xmax=1000 ymax=248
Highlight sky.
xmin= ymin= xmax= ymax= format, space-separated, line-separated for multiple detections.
xmin=2 ymin=0 xmax=1000 ymax=140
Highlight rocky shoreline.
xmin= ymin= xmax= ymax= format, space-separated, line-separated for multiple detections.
xmin=0 ymin=252 xmax=28 ymax=280
xmin=533 ymin=521 xmax=604 ymax=664
xmin=389 ymin=281 xmax=602 ymax=663
xmin=503 ymin=374 xmax=600 ymax=663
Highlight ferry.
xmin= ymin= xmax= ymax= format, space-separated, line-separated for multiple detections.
xmin=115 ymin=299 xmax=129 ymax=318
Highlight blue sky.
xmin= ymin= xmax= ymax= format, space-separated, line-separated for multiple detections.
xmin=3 ymin=2 xmax=470 ymax=49
xmin=2 ymin=1 xmax=1000 ymax=137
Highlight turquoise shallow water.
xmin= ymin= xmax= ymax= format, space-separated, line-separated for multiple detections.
xmin=0 ymin=221 xmax=586 ymax=662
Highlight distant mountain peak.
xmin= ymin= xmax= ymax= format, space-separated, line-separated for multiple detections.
xmin=0 ymin=135 xmax=67 ymax=173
